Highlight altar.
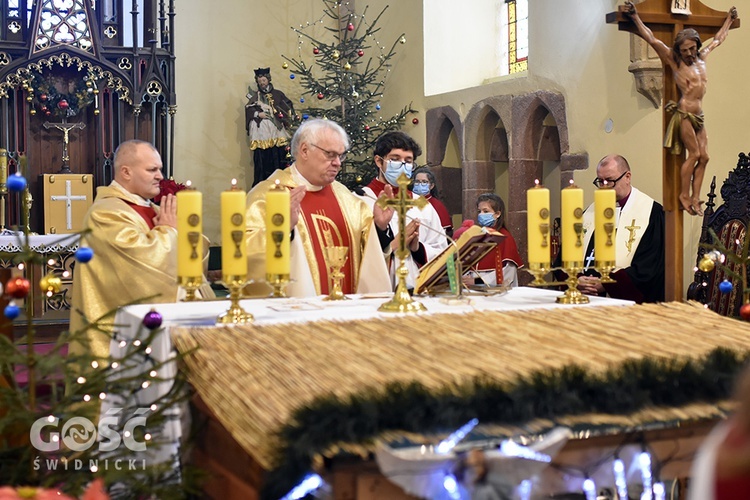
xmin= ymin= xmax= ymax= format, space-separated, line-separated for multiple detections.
xmin=108 ymin=289 xmax=749 ymax=499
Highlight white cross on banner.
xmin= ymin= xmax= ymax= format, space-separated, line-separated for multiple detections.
xmin=43 ymin=174 xmax=94 ymax=234
xmin=51 ymin=180 xmax=87 ymax=230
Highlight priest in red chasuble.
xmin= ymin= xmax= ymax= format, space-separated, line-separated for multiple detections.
xmin=245 ymin=119 xmax=391 ymax=297
xmin=70 ymin=140 xmax=213 ymax=359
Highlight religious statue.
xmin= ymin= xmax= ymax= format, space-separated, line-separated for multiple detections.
xmin=245 ymin=67 xmax=296 ymax=187
xmin=624 ymin=1 xmax=738 ymax=216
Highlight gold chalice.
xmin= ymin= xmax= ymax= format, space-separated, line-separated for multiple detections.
xmin=323 ymin=246 xmax=349 ymax=301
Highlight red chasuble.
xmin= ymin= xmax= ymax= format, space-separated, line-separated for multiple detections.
xmin=124 ymin=201 xmax=157 ymax=230
xmin=299 ymin=185 xmax=354 ymax=294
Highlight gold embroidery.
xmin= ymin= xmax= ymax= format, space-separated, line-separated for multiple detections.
xmin=625 ymin=219 xmax=641 ymax=254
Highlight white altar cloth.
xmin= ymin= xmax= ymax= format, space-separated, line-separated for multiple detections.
xmin=0 ymin=233 xmax=79 ymax=253
xmin=104 ymin=287 xmax=632 ymax=465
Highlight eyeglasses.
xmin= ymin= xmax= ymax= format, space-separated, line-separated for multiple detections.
xmin=413 ymin=180 xmax=430 ymax=185
xmin=311 ymin=143 xmax=347 ymax=162
xmin=593 ymin=170 xmax=628 ymax=188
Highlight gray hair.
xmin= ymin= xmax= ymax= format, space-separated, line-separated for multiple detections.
xmin=290 ymin=118 xmax=350 ymax=158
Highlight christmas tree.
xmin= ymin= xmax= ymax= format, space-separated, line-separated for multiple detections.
xmin=282 ymin=0 xmax=416 ymax=188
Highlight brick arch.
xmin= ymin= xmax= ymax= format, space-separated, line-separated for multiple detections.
xmin=425 ymin=106 xmax=464 ymax=220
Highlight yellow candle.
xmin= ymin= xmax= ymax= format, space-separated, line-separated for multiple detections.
xmin=561 ymin=182 xmax=584 ymax=264
xmin=526 ymin=182 xmax=550 ymax=266
xmin=594 ymin=187 xmax=616 ymax=264
xmin=265 ymin=180 xmax=290 ymax=276
xmin=176 ymin=188 xmax=203 ymax=278
xmin=221 ymin=179 xmax=248 ymax=277
xmin=0 ymin=149 xmax=7 ymax=186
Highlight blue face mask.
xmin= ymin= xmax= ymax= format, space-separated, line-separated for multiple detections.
xmin=383 ymin=160 xmax=413 ymax=186
xmin=477 ymin=213 xmax=496 ymax=227
xmin=412 ymin=183 xmax=430 ymax=196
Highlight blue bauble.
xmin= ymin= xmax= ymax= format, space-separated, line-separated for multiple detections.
xmin=299 ymin=97 xmax=305 ymax=103
xmin=74 ymin=247 xmax=94 ymax=263
xmin=289 ymin=74 xmax=295 ymax=79
xmin=4 ymin=303 xmax=19 ymax=319
xmin=302 ymin=114 xmax=309 ymax=120
xmin=7 ymin=173 xmax=26 ymax=192
xmin=719 ymin=279 xmax=733 ymax=294
xmin=375 ymin=104 xmax=381 ymax=110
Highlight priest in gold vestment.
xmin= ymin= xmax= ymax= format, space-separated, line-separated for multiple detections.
xmin=70 ymin=140 xmax=212 ymax=359
xmin=245 ymin=119 xmax=391 ymax=296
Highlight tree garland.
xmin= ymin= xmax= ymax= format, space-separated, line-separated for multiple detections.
xmin=28 ymin=70 xmax=95 ymax=120
xmin=261 ymin=347 xmax=748 ymax=500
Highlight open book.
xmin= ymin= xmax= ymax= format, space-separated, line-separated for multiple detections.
xmin=414 ymin=225 xmax=505 ymax=295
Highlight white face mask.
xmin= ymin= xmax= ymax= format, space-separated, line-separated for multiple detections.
xmin=383 ymin=160 xmax=413 ymax=186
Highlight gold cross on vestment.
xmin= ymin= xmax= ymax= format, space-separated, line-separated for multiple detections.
xmin=625 ymin=218 xmax=641 ymax=254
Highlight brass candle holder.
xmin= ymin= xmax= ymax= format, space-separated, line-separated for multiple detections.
xmin=217 ymin=275 xmax=253 ymax=324
xmin=557 ymin=261 xmax=588 ymax=304
xmin=323 ymin=246 xmax=349 ymax=301
xmin=178 ymin=275 xmax=202 ymax=302
xmin=525 ymin=262 xmax=550 ymax=286
xmin=267 ymin=273 xmax=290 ymax=297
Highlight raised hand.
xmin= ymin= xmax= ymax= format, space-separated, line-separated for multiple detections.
xmin=289 ymin=185 xmax=307 ymax=229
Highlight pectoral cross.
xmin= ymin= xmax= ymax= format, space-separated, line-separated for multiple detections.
xmin=50 ymin=179 xmax=87 ymax=230
xmin=585 ymin=248 xmax=596 ymax=268
xmin=625 ymin=219 xmax=641 ymax=254
xmin=43 ymin=119 xmax=86 ymax=174
xmin=375 ymin=172 xmax=428 ymax=313
xmin=607 ymin=0 xmax=739 ymax=300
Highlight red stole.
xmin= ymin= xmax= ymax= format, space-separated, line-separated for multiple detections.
xmin=299 ymin=185 xmax=354 ymax=294
xmin=124 ymin=201 xmax=157 ymax=230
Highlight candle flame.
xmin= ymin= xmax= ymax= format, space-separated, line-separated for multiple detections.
xmin=568 ymin=179 xmax=574 ymax=185
xmin=185 ymin=180 xmax=192 ymax=188
xmin=231 ymin=178 xmax=238 ymax=187
xmin=534 ymin=179 xmax=540 ymax=186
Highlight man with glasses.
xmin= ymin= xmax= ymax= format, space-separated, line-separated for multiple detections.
xmin=578 ymin=154 xmax=665 ymax=303
xmin=244 ymin=118 xmax=391 ymax=297
xmin=358 ymin=131 xmax=448 ymax=291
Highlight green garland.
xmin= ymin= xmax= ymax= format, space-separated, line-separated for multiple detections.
xmin=29 ymin=70 xmax=95 ymax=120
xmin=261 ymin=347 xmax=748 ymax=499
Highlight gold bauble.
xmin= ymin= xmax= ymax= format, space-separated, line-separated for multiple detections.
xmin=30 ymin=109 xmax=36 ymax=115
xmin=343 ymin=62 xmax=351 ymax=70
xmin=332 ymin=50 xmax=340 ymax=60
xmin=26 ymin=96 xmax=32 ymax=102
xmin=94 ymin=109 xmax=100 ymax=116
xmin=282 ymin=62 xmax=289 ymax=69
xmin=698 ymin=255 xmax=715 ymax=272
xmin=39 ymin=273 xmax=62 ymax=294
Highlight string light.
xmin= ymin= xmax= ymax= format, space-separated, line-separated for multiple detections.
xmin=499 ymin=440 xmax=551 ymax=462
xmin=518 ymin=479 xmax=532 ymax=500
xmin=436 ymin=418 xmax=478 ymax=454
xmin=639 ymin=451 xmax=653 ymax=500
xmin=442 ymin=474 xmax=461 ymax=500
xmin=280 ymin=473 xmax=324 ymax=500
xmin=653 ymin=482 xmax=666 ymax=500
xmin=582 ymin=478 xmax=596 ymax=500
xmin=613 ymin=457 xmax=628 ymax=500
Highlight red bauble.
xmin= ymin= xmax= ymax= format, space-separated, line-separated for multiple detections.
xmin=364 ymin=125 xmax=370 ymax=131
xmin=741 ymin=303 xmax=750 ymax=320
xmin=317 ymin=93 xmax=324 ymax=100
xmin=6 ymin=277 xmax=30 ymax=299
xmin=45 ymin=111 xmax=51 ymax=116
xmin=39 ymin=93 xmax=48 ymax=102
xmin=357 ymin=50 xmax=364 ymax=57
xmin=412 ymin=118 xmax=419 ymax=125
xmin=58 ymin=99 xmax=69 ymax=110
xmin=347 ymin=23 xmax=354 ymax=31
xmin=40 ymin=105 xmax=47 ymax=112
xmin=313 ymin=47 xmax=320 ymax=55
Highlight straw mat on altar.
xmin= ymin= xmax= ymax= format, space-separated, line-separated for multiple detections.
xmin=172 ymin=301 xmax=749 ymax=471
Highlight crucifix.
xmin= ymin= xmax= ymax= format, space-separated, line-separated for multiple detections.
xmin=375 ymin=172 xmax=429 ymax=313
xmin=607 ymin=0 xmax=740 ymax=301
xmin=43 ymin=119 xmax=86 ymax=174
xmin=50 ymin=179 xmax=88 ymax=230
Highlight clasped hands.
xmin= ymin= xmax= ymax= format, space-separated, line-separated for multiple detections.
xmin=577 ymin=275 xmax=605 ymax=296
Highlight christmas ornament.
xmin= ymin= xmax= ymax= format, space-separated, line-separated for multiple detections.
xmin=357 ymin=50 xmax=364 ymax=57
xmin=347 ymin=23 xmax=354 ymax=31
xmin=707 ymin=249 xmax=723 ymax=263
xmin=375 ymin=104 xmax=381 ymax=110
xmin=364 ymin=125 xmax=370 ymax=131
xmin=698 ymin=254 xmax=715 ymax=272
xmin=313 ymin=47 xmax=320 ymax=55
xmin=75 ymin=247 xmax=94 ymax=263
xmin=142 ymin=309 xmax=163 ymax=330
xmin=719 ymin=280 xmax=733 ymax=294
xmin=39 ymin=93 xmax=47 ymax=102
xmin=317 ymin=93 xmax=324 ymax=100
xmin=351 ymin=91 xmax=359 ymax=98
xmin=412 ymin=118 xmax=419 ymax=125
xmin=290 ymin=74 xmax=295 ymax=79
xmin=7 ymin=172 xmax=26 ymax=192
xmin=302 ymin=114 xmax=309 ymax=120
xmin=344 ymin=62 xmax=351 ymax=70
xmin=39 ymin=273 xmax=62 ymax=294
xmin=4 ymin=303 xmax=19 ymax=320
xmin=30 ymin=109 xmax=36 ymax=116
xmin=45 ymin=111 xmax=51 ymax=116
xmin=58 ymin=99 xmax=69 ymax=110
xmin=282 ymin=62 xmax=289 ymax=69
xmin=6 ymin=277 xmax=30 ymax=299
xmin=399 ymin=36 xmax=406 ymax=44
xmin=40 ymin=105 xmax=47 ymax=112
xmin=332 ymin=50 xmax=340 ymax=60
xmin=741 ymin=303 xmax=750 ymax=320
xmin=300 ymin=98 xmax=305 ymax=103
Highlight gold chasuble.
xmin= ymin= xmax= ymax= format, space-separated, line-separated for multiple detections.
xmin=299 ymin=186 xmax=354 ymax=294
xmin=70 ymin=182 xmax=197 ymax=359
xmin=245 ymin=166 xmax=390 ymax=297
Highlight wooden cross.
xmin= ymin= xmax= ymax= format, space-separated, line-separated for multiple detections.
xmin=607 ymin=0 xmax=740 ymax=301
xmin=43 ymin=119 xmax=86 ymax=174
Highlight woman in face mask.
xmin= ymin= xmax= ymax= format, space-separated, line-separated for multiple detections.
xmin=410 ymin=167 xmax=453 ymax=238
xmin=454 ymin=193 xmax=524 ymax=288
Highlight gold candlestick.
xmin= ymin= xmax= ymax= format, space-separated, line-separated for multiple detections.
xmin=178 ymin=275 xmax=201 ymax=302
xmin=217 ymin=275 xmax=252 ymax=324
xmin=323 ymin=246 xmax=349 ymax=301
xmin=267 ymin=273 xmax=290 ymax=297
xmin=557 ymin=261 xmax=588 ymax=304
xmin=526 ymin=262 xmax=549 ymax=286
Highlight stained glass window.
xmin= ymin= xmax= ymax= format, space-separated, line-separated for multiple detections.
xmin=33 ymin=0 xmax=94 ymax=53
xmin=499 ymin=0 xmax=528 ymax=76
